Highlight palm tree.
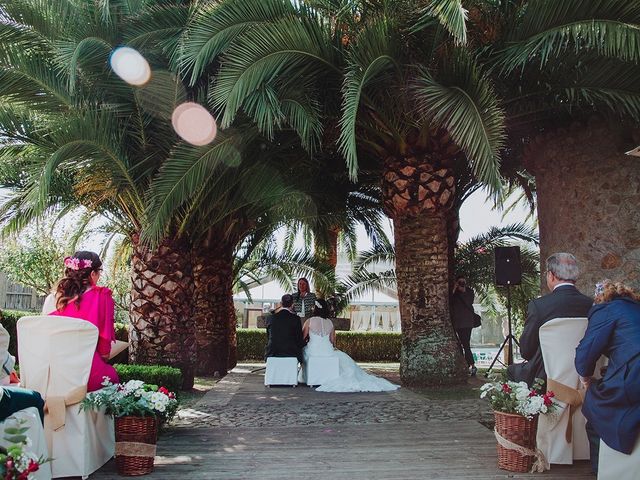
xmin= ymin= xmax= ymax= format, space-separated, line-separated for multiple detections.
xmin=142 ymin=129 xmax=305 ymax=375
xmin=343 ymin=222 xmax=540 ymax=324
xmin=0 ymin=0 xmax=206 ymax=388
xmin=180 ymin=0 xmax=503 ymax=385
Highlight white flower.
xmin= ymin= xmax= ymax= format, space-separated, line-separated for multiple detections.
xmin=101 ymin=376 xmax=113 ymax=387
xmin=135 ymin=389 xmax=144 ymax=397
xmin=124 ymin=380 xmax=145 ymax=394
xmin=515 ymin=387 xmax=530 ymax=401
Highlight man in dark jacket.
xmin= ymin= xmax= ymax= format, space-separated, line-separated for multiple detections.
xmin=507 ymin=253 xmax=592 ymax=386
xmin=265 ymin=294 xmax=305 ymax=364
xmin=451 ymin=275 xmax=478 ymax=376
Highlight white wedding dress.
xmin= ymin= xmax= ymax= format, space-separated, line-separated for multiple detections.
xmin=301 ymin=317 xmax=399 ymax=392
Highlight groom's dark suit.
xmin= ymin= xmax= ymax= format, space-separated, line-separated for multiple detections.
xmin=265 ymin=308 xmax=305 ymax=363
xmin=508 ymin=284 xmax=592 ymax=386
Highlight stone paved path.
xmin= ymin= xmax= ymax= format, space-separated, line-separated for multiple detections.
xmin=93 ymin=363 xmax=593 ymax=479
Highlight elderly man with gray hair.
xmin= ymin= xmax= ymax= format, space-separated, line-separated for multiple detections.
xmin=507 ymin=253 xmax=593 ymax=386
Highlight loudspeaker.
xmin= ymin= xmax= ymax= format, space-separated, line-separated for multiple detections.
xmin=495 ymin=246 xmax=522 ymax=286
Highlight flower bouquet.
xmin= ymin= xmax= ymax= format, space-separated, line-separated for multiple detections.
xmin=480 ymin=378 xmax=557 ymax=473
xmin=82 ymin=379 xmax=178 ymax=476
xmin=1 ymin=423 xmax=48 ymax=480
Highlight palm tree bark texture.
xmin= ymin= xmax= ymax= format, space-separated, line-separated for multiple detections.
xmin=129 ymin=239 xmax=196 ymax=389
xmin=192 ymin=241 xmax=236 ymax=376
xmin=384 ymin=151 xmax=468 ymax=385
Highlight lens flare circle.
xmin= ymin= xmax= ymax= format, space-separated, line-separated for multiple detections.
xmin=110 ymin=47 xmax=151 ymax=86
xmin=171 ymin=102 xmax=218 ymax=146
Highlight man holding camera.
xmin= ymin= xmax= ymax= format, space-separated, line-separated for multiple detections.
xmin=451 ymin=275 xmax=478 ymax=376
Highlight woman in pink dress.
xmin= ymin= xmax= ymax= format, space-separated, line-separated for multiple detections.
xmin=44 ymin=251 xmax=119 ymax=391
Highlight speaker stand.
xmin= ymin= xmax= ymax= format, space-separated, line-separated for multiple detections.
xmin=485 ymin=284 xmax=520 ymax=376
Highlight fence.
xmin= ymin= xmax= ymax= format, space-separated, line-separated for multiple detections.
xmin=0 ymin=272 xmax=43 ymax=311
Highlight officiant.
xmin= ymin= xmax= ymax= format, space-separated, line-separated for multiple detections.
xmin=292 ymin=278 xmax=317 ymax=319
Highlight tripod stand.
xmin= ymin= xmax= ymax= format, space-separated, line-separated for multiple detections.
xmin=485 ymin=283 xmax=520 ymax=375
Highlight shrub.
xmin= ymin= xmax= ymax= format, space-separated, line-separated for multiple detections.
xmin=114 ymin=364 xmax=183 ymax=393
xmin=236 ymin=328 xmax=401 ymax=362
xmin=0 ymin=309 xmax=34 ymax=357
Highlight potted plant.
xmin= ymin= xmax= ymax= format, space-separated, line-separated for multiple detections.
xmin=480 ymin=378 xmax=556 ymax=473
xmin=1 ymin=423 xmax=49 ymax=479
xmin=82 ymin=380 xmax=178 ymax=476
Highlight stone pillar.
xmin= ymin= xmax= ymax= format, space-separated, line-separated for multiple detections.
xmin=523 ymin=119 xmax=640 ymax=294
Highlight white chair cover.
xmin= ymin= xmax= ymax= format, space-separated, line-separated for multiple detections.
xmin=0 ymin=406 xmax=52 ymax=480
xmin=598 ymin=435 xmax=640 ymax=480
xmin=538 ymin=317 xmax=590 ymax=464
xmin=304 ymin=357 xmax=339 ymax=387
xmin=264 ymin=357 xmax=298 ymax=386
xmin=17 ymin=315 xmax=115 ymax=479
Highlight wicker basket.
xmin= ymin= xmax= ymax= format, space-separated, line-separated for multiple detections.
xmin=494 ymin=411 xmax=538 ymax=472
xmin=114 ymin=416 xmax=158 ymax=476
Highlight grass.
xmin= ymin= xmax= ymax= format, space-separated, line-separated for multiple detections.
xmin=177 ymin=376 xmax=219 ymax=409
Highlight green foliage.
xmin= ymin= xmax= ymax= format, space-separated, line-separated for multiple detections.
xmin=114 ymin=364 xmax=183 ymax=393
xmin=0 ymin=309 xmax=32 ymax=357
xmin=237 ymin=328 xmax=400 ymax=362
xmin=0 ymin=420 xmax=48 ymax=478
xmin=0 ymin=234 xmax=65 ymax=295
xmin=81 ymin=380 xmax=179 ymax=422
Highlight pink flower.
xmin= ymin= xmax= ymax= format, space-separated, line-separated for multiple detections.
xmin=528 ymin=389 xmax=537 ymax=397
xmin=501 ymin=383 xmax=512 ymax=394
xmin=158 ymin=387 xmax=169 ymax=395
xmin=27 ymin=460 xmax=40 ymax=473
xmin=81 ymin=259 xmax=92 ymax=269
xmin=64 ymin=257 xmax=80 ymax=270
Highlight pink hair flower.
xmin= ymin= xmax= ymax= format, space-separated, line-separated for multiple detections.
xmin=64 ymin=256 xmax=80 ymax=270
xmin=81 ymin=259 xmax=93 ymax=269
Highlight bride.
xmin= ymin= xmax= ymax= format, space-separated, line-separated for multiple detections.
xmin=300 ymin=299 xmax=399 ymax=392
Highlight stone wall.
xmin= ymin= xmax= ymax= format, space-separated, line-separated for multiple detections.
xmin=523 ymin=119 xmax=640 ymax=295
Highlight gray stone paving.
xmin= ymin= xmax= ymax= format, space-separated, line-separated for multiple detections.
xmin=172 ymin=364 xmax=494 ymax=429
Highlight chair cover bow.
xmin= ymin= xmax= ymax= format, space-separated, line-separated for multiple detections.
xmin=546 ymin=378 xmax=585 ymax=443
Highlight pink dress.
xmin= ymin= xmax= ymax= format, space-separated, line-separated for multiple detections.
xmin=48 ymin=286 xmax=120 ymax=391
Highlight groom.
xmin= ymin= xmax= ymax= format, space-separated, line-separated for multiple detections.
xmin=265 ymin=294 xmax=305 ymax=364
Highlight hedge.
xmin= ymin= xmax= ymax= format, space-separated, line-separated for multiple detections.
xmin=1 ymin=309 xmax=34 ymax=357
xmin=237 ymin=328 xmax=401 ymax=362
xmin=114 ymin=364 xmax=183 ymax=393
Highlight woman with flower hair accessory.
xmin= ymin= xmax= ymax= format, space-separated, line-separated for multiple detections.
xmin=575 ymin=279 xmax=640 ymax=475
xmin=43 ymin=251 xmax=119 ymax=391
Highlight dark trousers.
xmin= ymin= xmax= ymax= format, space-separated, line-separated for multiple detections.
xmin=455 ymin=328 xmax=474 ymax=367
xmin=585 ymin=421 xmax=600 ymax=474
xmin=0 ymin=387 xmax=45 ymax=425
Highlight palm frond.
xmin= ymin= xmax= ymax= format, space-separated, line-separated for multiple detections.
xmin=411 ymin=52 xmax=505 ymax=194
xmin=498 ymin=0 xmax=640 ymax=73
xmin=338 ymin=19 xmax=397 ymax=179
xmin=411 ymin=0 xmax=468 ymax=46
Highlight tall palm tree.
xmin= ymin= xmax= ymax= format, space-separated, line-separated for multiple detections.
xmin=181 ymin=0 xmax=503 ymax=385
xmin=0 ymin=0 xmax=203 ymax=386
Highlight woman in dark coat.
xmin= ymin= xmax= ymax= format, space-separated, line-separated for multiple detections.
xmin=575 ymin=280 xmax=640 ymax=471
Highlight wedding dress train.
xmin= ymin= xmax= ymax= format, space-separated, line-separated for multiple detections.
xmin=301 ymin=317 xmax=399 ymax=393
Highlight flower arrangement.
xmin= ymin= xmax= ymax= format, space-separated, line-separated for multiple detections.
xmin=0 ymin=424 xmax=47 ymax=480
xmin=81 ymin=379 xmax=179 ymax=422
xmin=480 ymin=378 xmax=557 ymax=419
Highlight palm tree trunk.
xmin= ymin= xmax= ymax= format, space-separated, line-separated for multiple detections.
xmin=192 ymin=241 xmax=235 ymax=376
xmin=394 ymin=210 xmax=468 ymax=386
xmin=129 ymin=238 xmax=196 ymax=389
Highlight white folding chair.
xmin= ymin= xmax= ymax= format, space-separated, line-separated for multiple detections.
xmin=17 ymin=315 xmax=114 ymax=479
xmin=538 ymin=317 xmax=591 ymax=465
xmin=264 ymin=357 xmax=299 ymax=387
xmin=598 ymin=435 xmax=640 ymax=480
xmin=304 ymin=357 xmax=339 ymax=387
xmin=0 ymin=406 xmax=52 ymax=480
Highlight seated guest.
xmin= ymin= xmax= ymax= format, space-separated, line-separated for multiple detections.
xmin=575 ymin=280 xmax=640 ymax=475
xmin=265 ymin=294 xmax=304 ymax=364
xmin=0 ymin=386 xmax=45 ymax=424
xmin=0 ymin=323 xmax=16 ymax=386
xmin=43 ymin=251 xmax=119 ymax=392
xmin=507 ymin=253 xmax=592 ymax=386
